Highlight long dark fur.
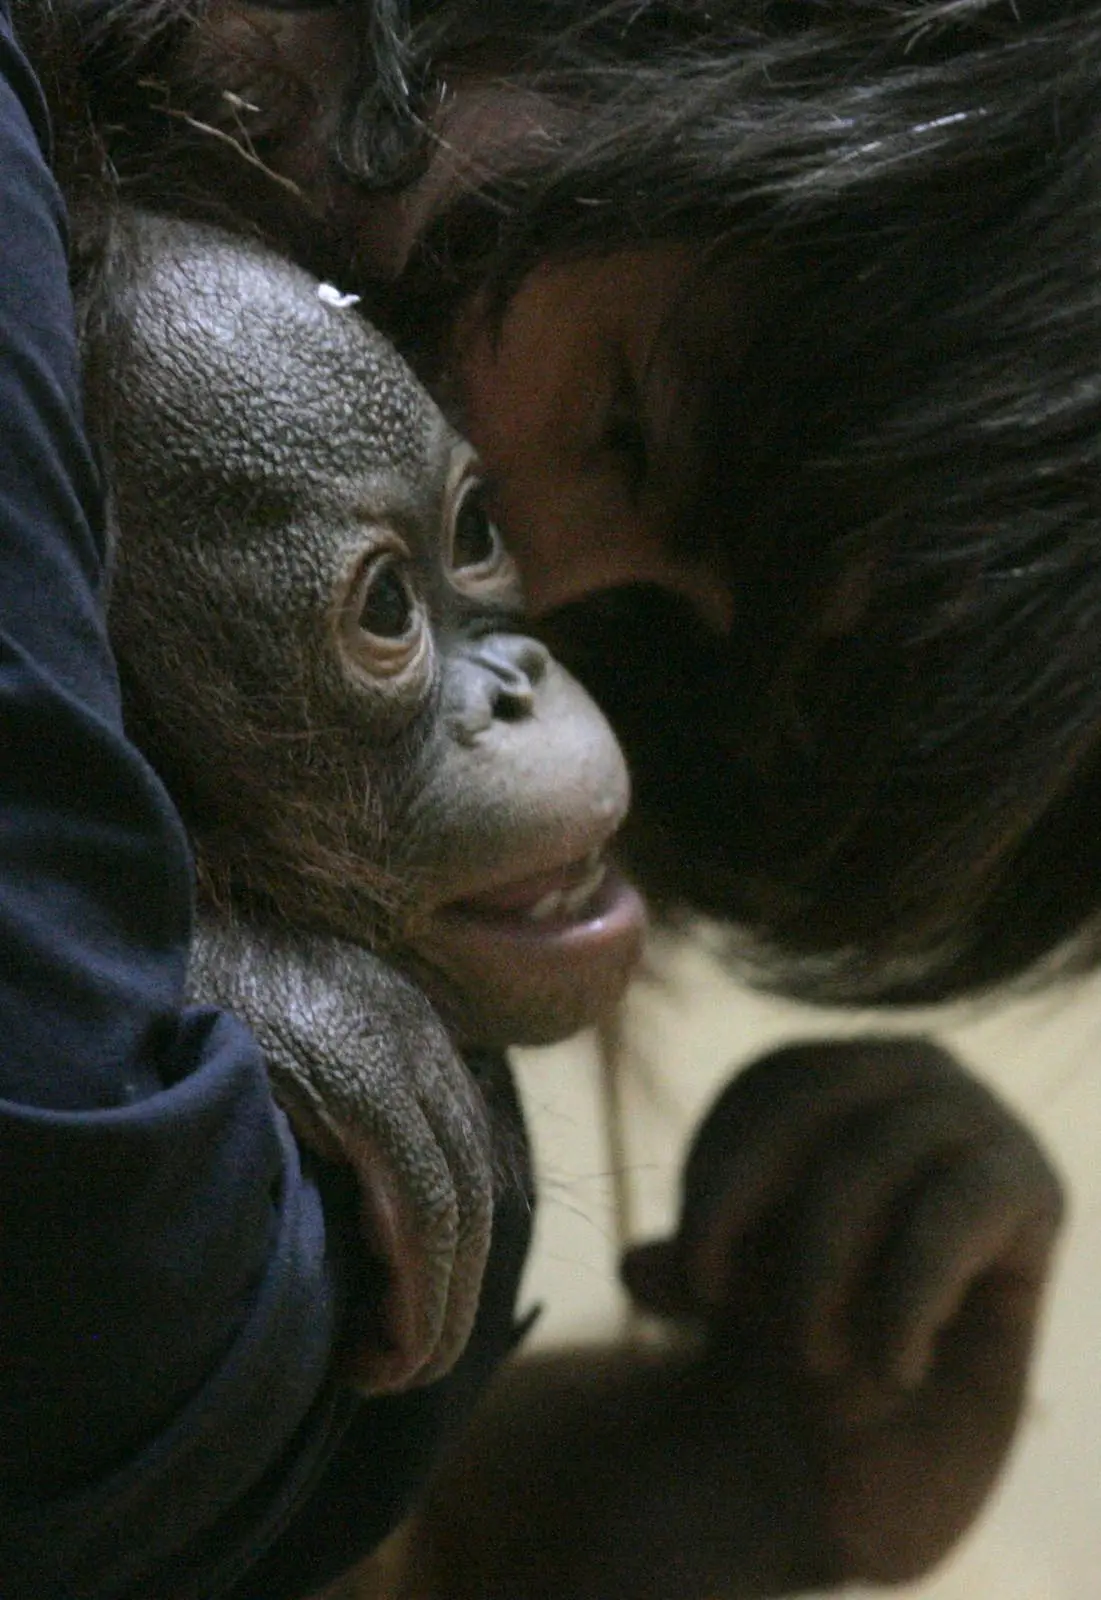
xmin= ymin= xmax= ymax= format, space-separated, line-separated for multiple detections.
xmin=21 ymin=0 xmax=1101 ymax=1001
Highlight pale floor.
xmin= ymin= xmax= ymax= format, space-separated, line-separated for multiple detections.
xmin=511 ymin=930 xmax=1101 ymax=1600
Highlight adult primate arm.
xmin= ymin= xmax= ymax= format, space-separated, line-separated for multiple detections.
xmin=355 ymin=1038 xmax=1062 ymax=1600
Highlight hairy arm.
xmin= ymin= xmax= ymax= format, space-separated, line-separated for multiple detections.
xmin=362 ymin=1038 xmax=1062 ymax=1600
xmin=401 ymin=1339 xmax=833 ymax=1600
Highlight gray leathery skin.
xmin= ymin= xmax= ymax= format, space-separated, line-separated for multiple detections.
xmin=94 ymin=212 xmax=633 ymax=1392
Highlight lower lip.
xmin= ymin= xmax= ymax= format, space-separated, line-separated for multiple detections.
xmin=433 ymin=864 xmax=645 ymax=952
xmin=413 ymin=861 xmax=647 ymax=1044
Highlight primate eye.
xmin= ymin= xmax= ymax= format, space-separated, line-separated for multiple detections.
xmin=451 ymin=482 xmax=503 ymax=572
xmin=359 ymin=560 xmax=414 ymax=639
xmin=442 ymin=452 xmax=522 ymax=610
xmin=339 ymin=546 xmax=430 ymax=693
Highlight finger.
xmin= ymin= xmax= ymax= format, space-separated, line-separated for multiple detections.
xmin=408 ymin=1054 xmax=495 ymax=1384
xmin=790 ymin=1090 xmax=998 ymax=1380
xmin=872 ymin=1142 xmax=1063 ymax=1392
xmin=793 ymin=1091 xmax=1063 ymax=1388
xmin=336 ymin=1088 xmax=459 ymax=1394
xmin=620 ymin=1239 xmax=699 ymax=1319
xmin=680 ymin=1037 xmax=964 ymax=1307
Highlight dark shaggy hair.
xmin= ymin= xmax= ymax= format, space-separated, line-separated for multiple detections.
xmin=22 ymin=0 xmax=1101 ymax=1002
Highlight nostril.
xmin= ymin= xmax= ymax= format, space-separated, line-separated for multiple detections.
xmin=492 ymin=685 xmax=534 ymax=721
xmin=471 ymin=634 xmax=549 ymax=722
xmin=448 ymin=633 xmax=551 ymax=741
xmin=517 ymin=639 xmax=549 ymax=686
xmin=491 ymin=670 xmax=536 ymax=721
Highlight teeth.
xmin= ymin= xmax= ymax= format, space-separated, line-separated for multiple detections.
xmin=564 ymin=860 xmax=607 ymax=911
xmin=526 ymin=859 xmax=607 ymax=922
xmin=529 ymin=890 xmax=565 ymax=922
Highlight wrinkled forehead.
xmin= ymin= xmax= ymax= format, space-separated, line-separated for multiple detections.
xmin=118 ymin=216 xmax=450 ymax=496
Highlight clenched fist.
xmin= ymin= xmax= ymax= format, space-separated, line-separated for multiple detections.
xmin=624 ymin=1037 xmax=1065 ymax=1584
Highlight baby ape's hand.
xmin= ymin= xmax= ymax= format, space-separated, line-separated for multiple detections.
xmin=189 ymin=913 xmax=496 ymax=1399
xmin=623 ymin=1037 xmax=1065 ymax=1585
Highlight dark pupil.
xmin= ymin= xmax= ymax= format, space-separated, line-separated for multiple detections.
xmin=453 ymin=490 xmax=498 ymax=569
xmin=360 ymin=564 xmax=413 ymax=638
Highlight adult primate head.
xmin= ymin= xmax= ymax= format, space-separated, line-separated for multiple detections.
xmin=29 ymin=0 xmax=1101 ymax=1005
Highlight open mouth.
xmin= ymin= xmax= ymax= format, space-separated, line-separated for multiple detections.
xmin=445 ymin=847 xmax=616 ymax=928
xmin=434 ymin=844 xmax=644 ymax=952
xmin=416 ymin=844 xmax=647 ymax=1046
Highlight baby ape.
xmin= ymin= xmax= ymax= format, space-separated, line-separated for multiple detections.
xmin=92 ymin=208 xmax=645 ymax=1394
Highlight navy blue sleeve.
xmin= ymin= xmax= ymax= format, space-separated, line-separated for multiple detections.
xmin=0 ymin=17 xmax=532 ymax=1598
xmin=0 ymin=5 xmax=350 ymax=1592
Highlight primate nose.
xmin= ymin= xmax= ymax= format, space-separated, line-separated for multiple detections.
xmin=471 ymin=634 xmax=549 ymax=720
xmin=448 ymin=633 xmax=551 ymax=742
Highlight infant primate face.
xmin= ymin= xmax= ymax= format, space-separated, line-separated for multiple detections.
xmin=105 ymin=213 xmax=646 ymax=1048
